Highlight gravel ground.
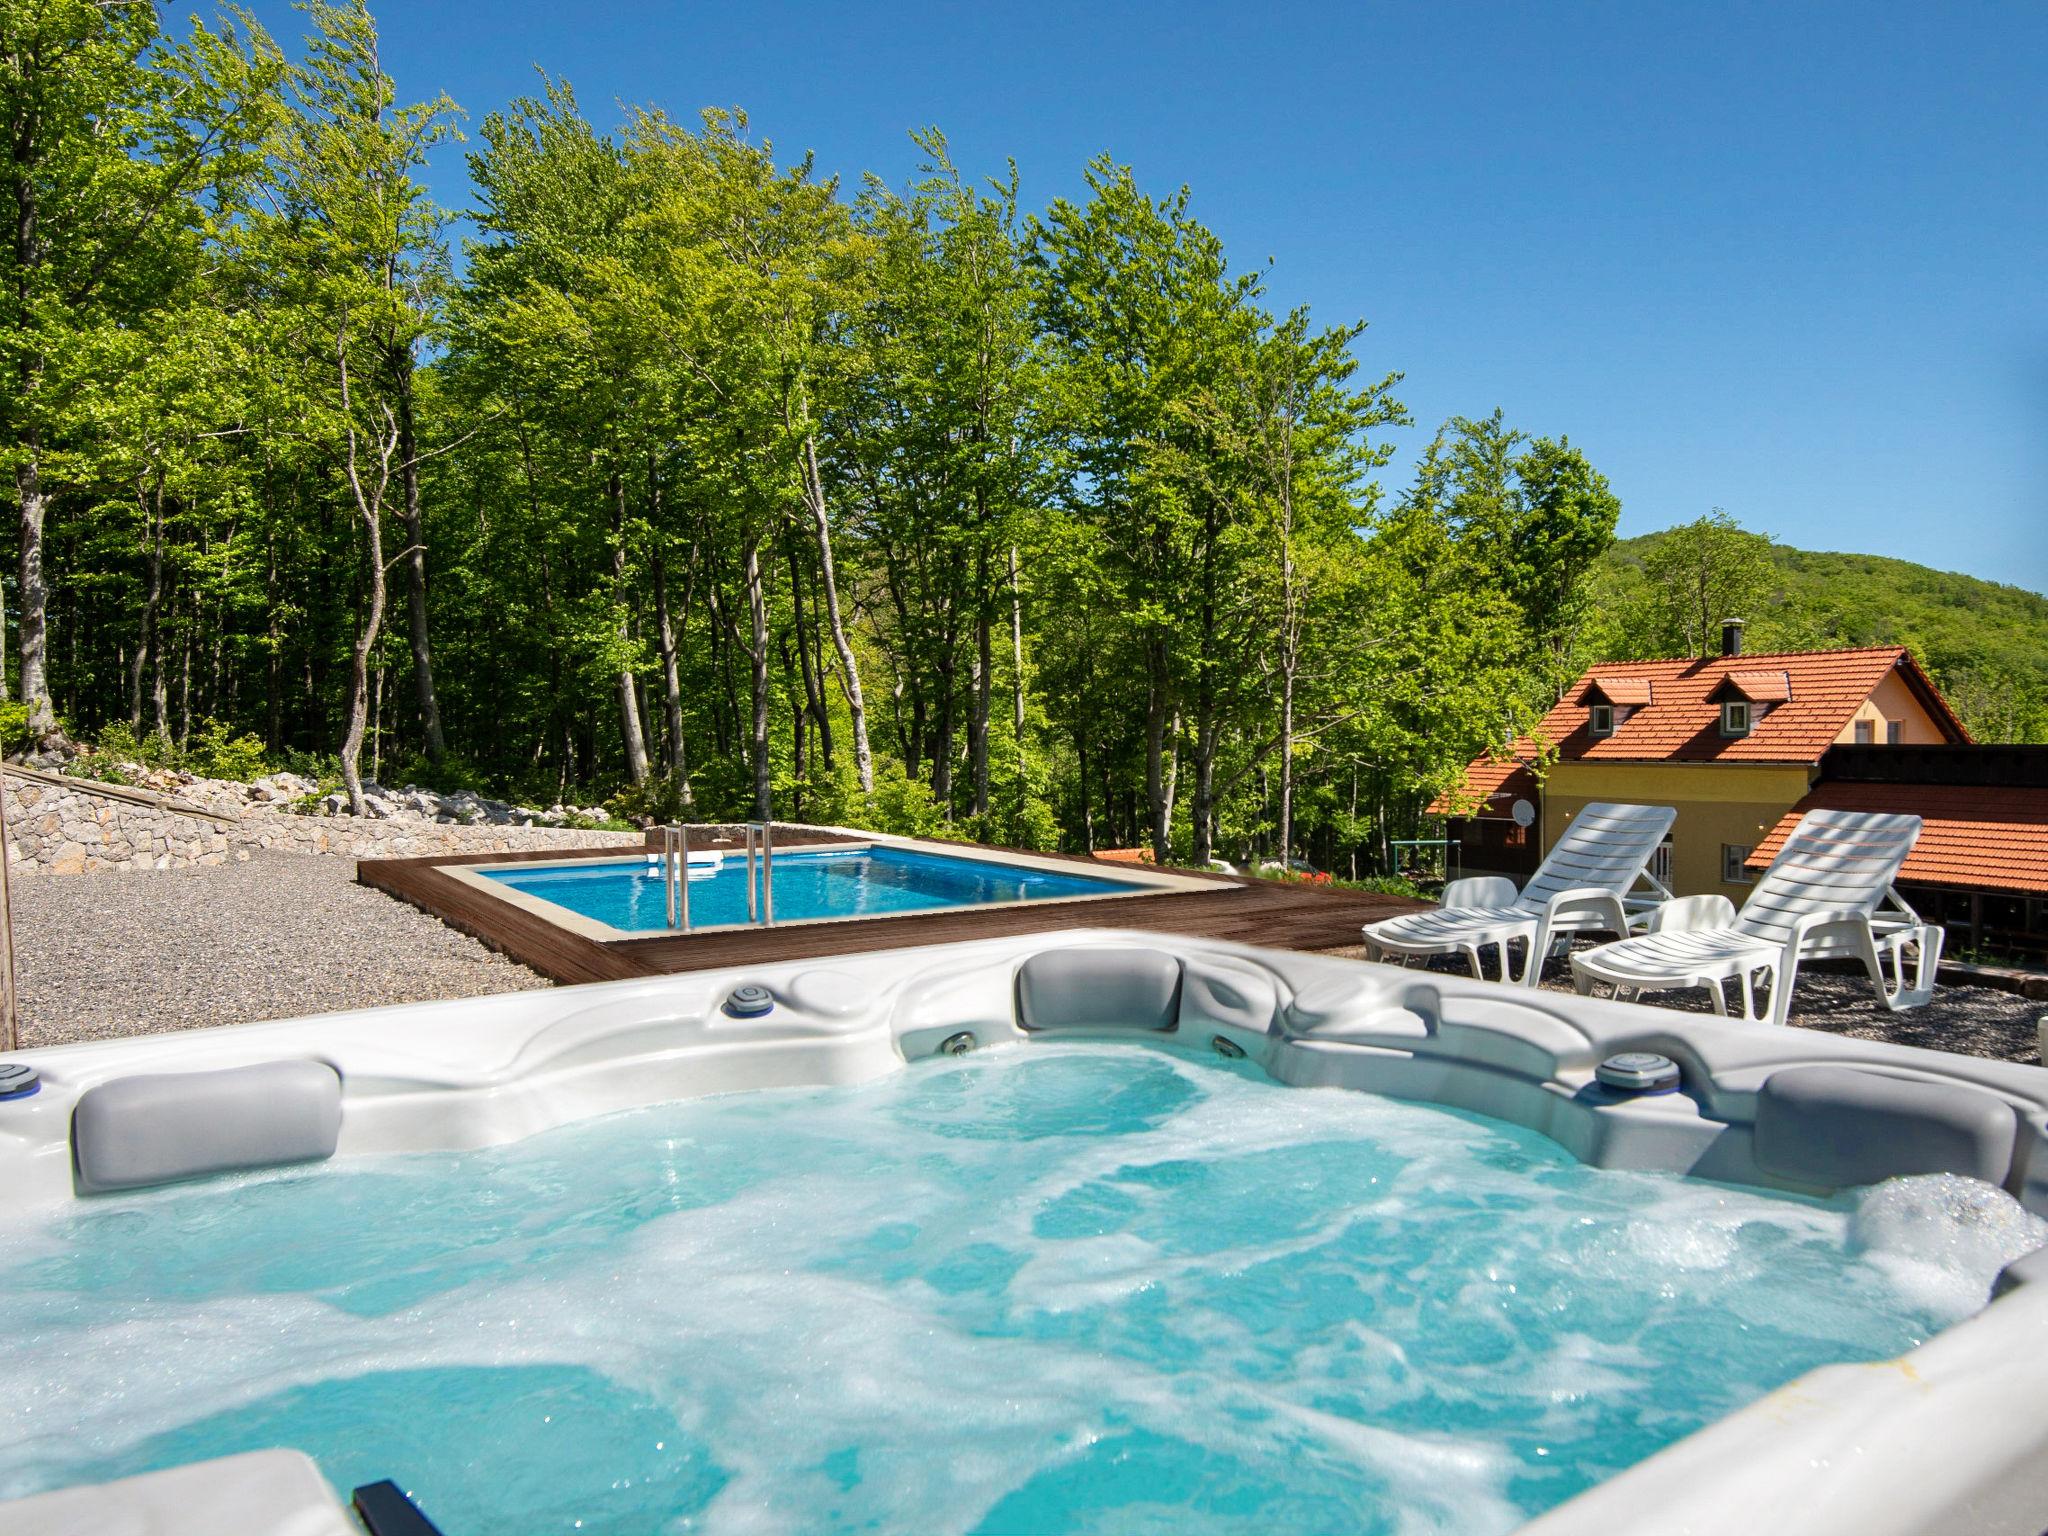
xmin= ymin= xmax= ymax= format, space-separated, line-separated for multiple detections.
xmin=1321 ymin=943 xmax=2044 ymax=1064
xmin=10 ymin=853 xmax=548 ymax=1048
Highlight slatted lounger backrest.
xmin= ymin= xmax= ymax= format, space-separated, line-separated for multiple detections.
xmin=1733 ymin=809 xmax=1923 ymax=944
xmin=1517 ymin=802 xmax=1678 ymax=912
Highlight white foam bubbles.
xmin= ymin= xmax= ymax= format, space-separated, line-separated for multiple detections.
xmin=1850 ymin=1173 xmax=2048 ymax=1323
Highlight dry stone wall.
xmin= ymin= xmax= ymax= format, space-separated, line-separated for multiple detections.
xmin=4 ymin=774 xmax=643 ymax=875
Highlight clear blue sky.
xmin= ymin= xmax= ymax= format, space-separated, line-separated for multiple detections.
xmin=247 ymin=0 xmax=2048 ymax=592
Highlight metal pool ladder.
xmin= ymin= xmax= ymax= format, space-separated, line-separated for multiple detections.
xmin=659 ymin=822 xmax=776 ymax=932
xmin=659 ymin=824 xmax=692 ymax=931
xmin=747 ymin=820 xmax=775 ymax=927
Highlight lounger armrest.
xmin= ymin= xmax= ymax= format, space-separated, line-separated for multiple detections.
xmin=1539 ymin=886 xmax=1631 ymax=937
xmin=1789 ymin=907 xmax=1869 ymax=938
xmin=1524 ymin=886 xmax=1632 ymax=986
xmin=1781 ymin=907 xmax=1870 ymax=970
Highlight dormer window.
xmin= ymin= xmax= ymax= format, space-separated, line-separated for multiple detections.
xmin=1710 ymin=669 xmax=1786 ymax=739
xmin=1582 ymin=676 xmax=1650 ymax=737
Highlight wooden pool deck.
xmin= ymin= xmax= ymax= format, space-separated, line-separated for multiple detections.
xmin=356 ymin=832 xmax=1427 ymax=986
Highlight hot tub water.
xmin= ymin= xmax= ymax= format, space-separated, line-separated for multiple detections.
xmin=0 ymin=1044 xmax=2035 ymax=1535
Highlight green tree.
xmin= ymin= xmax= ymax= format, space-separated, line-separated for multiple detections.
xmin=846 ymin=131 xmax=1046 ymax=822
xmin=0 ymin=0 xmax=270 ymax=739
xmin=1029 ymin=158 xmax=1262 ymax=860
xmin=1407 ymin=410 xmax=1619 ymax=696
xmin=1183 ymin=308 xmax=1402 ymax=865
xmin=1637 ymin=508 xmax=1776 ymax=656
xmin=250 ymin=0 xmax=457 ymax=811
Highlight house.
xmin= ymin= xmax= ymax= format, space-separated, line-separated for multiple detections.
xmin=1748 ymin=743 xmax=2048 ymax=961
xmin=1435 ymin=622 xmax=1971 ymax=899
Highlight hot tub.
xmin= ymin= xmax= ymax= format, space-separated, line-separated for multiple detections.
xmin=2 ymin=931 xmax=2046 ymax=1536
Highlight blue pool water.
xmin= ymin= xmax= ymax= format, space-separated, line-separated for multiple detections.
xmin=481 ymin=845 xmax=1140 ymax=932
xmin=0 ymin=1046 xmax=2037 ymax=1535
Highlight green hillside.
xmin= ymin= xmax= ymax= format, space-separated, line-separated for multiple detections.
xmin=1595 ymin=533 xmax=2048 ymax=743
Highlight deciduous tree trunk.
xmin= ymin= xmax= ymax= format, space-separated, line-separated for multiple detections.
xmin=931 ymin=632 xmax=956 ymax=813
xmin=1191 ymin=710 xmax=1218 ymax=867
xmin=392 ymin=353 xmax=445 ymax=763
xmin=129 ymin=484 xmax=164 ymax=732
xmin=801 ymin=435 xmax=872 ymax=794
xmin=338 ymin=483 xmax=387 ymax=817
xmin=744 ymin=535 xmax=771 ymax=819
xmin=1275 ymin=415 xmax=1301 ymax=870
xmin=609 ymin=469 xmax=650 ymax=785
xmin=1145 ymin=638 xmax=1170 ymax=863
xmin=14 ymin=441 xmax=55 ymax=739
xmin=12 ymin=151 xmax=55 ymax=741
xmin=1008 ymin=545 xmax=1027 ymax=784
xmin=968 ymin=546 xmax=991 ymax=819
xmin=1076 ymin=728 xmax=1094 ymax=852
xmin=1278 ymin=653 xmax=1296 ymax=868
xmin=785 ymin=534 xmax=833 ymax=768
xmin=651 ymin=543 xmax=692 ymax=804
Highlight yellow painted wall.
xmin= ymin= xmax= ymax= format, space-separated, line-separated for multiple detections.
xmin=1839 ymin=671 xmax=1950 ymax=745
xmin=1542 ymin=762 xmax=1815 ymax=899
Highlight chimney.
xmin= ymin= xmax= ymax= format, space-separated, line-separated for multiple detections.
xmin=1720 ymin=618 xmax=1745 ymax=657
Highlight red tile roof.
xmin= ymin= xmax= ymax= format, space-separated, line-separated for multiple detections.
xmin=1434 ymin=647 xmax=1971 ymax=818
xmin=1715 ymin=669 xmax=1793 ymax=703
xmin=1427 ymin=742 xmax=1539 ymax=817
xmin=1534 ymin=647 xmax=1965 ymax=765
xmin=1586 ymin=676 xmax=1654 ymax=706
xmin=1748 ymin=780 xmax=2048 ymax=897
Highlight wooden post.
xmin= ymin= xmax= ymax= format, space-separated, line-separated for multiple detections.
xmin=0 ymin=768 xmax=18 ymax=1053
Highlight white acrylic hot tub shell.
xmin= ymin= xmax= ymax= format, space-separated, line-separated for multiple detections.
xmin=3 ymin=927 xmax=2047 ymax=1536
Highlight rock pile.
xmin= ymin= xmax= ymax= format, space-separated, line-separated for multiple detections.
xmin=101 ymin=764 xmax=614 ymax=829
xmin=4 ymin=769 xmax=644 ymax=874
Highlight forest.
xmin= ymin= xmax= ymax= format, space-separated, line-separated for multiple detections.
xmin=5 ymin=2 xmax=2037 ymax=877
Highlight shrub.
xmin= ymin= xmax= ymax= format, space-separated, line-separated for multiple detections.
xmin=295 ymin=787 xmax=338 ymax=811
xmin=610 ymin=772 xmax=693 ymax=826
xmin=73 ymin=718 xmax=270 ymax=783
xmin=88 ymin=720 xmax=177 ymax=770
xmin=1332 ymin=872 xmax=1433 ymax=902
xmin=185 ymin=719 xmax=271 ymax=782
xmin=675 ymin=756 xmax=757 ymax=823
xmin=784 ymin=762 xmax=863 ymax=829
xmin=961 ymin=786 xmax=1061 ymax=852
xmin=860 ymin=763 xmax=944 ymax=838
xmin=559 ymin=810 xmax=635 ymax=832
xmin=389 ymin=751 xmax=489 ymax=796
xmin=0 ymin=702 xmax=33 ymax=755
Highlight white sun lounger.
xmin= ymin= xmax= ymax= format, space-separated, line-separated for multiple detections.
xmin=1362 ymin=801 xmax=1677 ymax=986
xmin=1570 ymin=808 xmax=1942 ymax=1028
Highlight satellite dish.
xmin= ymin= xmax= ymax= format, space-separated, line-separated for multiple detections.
xmin=1511 ymin=798 xmax=1536 ymax=829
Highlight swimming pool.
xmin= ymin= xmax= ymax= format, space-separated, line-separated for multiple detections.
xmin=0 ymin=1045 xmax=2022 ymax=1536
xmin=5 ymin=932 xmax=2048 ymax=1535
xmin=455 ymin=839 xmax=1216 ymax=940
